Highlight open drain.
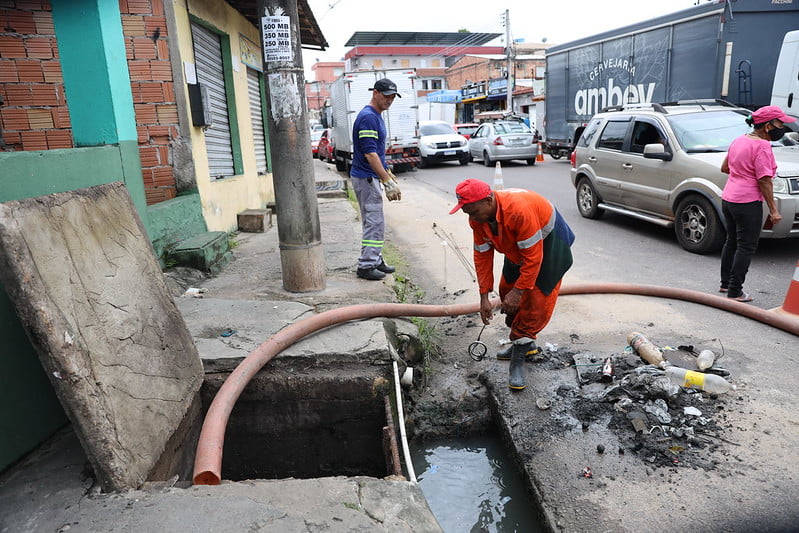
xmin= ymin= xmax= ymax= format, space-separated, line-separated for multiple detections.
xmin=200 ymin=362 xmax=402 ymax=481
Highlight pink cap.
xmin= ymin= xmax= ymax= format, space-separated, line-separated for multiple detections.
xmin=751 ymin=105 xmax=796 ymax=124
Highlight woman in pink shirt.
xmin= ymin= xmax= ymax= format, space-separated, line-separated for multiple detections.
xmin=719 ymin=105 xmax=795 ymax=302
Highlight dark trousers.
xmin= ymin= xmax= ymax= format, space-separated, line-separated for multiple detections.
xmin=720 ymin=200 xmax=762 ymax=298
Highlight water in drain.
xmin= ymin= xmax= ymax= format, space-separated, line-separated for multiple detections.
xmin=411 ymin=435 xmax=544 ymax=532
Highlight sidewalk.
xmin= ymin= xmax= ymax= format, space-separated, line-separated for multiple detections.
xmin=0 ymin=159 xmax=441 ymax=532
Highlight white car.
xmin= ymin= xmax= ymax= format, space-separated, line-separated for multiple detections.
xmin=417 ymin=120 xmax=469 ymax=168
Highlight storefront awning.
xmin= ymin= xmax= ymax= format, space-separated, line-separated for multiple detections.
xmin=425 ymin=90 xmax=462 ymax=103
xmin=461 ymin=95 xmax=487 ymax=103
xmin=487 ymin=94 xmax=507 ymax=101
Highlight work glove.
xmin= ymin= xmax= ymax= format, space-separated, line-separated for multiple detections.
xmin=381 ymin=169 xmax=401 ymax=202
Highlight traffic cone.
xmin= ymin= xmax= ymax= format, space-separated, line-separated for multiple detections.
xmin=493 ymin=161 xmax=504 ymax=190
xmin=536 ymin=142 xmax=544 ymax=162
xmin=774 ymin=260 xmax=799 ymax=316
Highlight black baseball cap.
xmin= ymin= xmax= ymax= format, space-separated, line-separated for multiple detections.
xmin=370 ymin=78 xmax=401 ymax=98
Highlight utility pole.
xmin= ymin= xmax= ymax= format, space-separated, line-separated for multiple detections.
xmin=503 ymin=9 xmax=514 ymax=115
xmin=258 ymin=0 xmax=325 ymax=292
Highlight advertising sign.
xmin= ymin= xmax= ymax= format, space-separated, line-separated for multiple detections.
xmin=261 ymin=15 xmax=292 ymax=62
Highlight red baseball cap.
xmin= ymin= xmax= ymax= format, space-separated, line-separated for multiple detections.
xmin=449 ymin=179 xmax=492 ymax=214
xmin=751 ymin=105 xmax=796 ymax=124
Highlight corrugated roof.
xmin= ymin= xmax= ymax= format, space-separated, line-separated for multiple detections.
xmin=345 ymin=31 xmax=501 ymax=47
xmin=225 ymin=0 xmax=328 ymax=50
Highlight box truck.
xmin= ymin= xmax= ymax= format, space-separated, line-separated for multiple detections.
xmin=330 ymin=69 xmax=421 ymax=172
xmin=542 ymin=0 xmax=799 ymax=159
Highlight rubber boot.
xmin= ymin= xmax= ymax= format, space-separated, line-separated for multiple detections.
xmin=497 ymin=341 xmax=540 ymax=361
xmin=496 ymin=344 xmax=513 ymax=360
xmin=508 ymin=343 xmax=528 ymax=390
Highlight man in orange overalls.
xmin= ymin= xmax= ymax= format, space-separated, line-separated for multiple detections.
xmin=450 ymin=179 xmax=575 ymax=390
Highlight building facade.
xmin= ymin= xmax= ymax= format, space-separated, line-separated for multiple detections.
xmin=0 ymin=0 xmax=325 ymax=472
xmin=304 ymin=60 xmax=344 ymax=121
xmin=309 ymin=33 xmax=548 ymax=125
xmin=447 ymin=52 xmax=546 ymax=122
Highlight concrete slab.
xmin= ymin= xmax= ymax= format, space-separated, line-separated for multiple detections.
xmin=177 ymin=297 xmax=392 ymax=372
xmin=0 ymin=183 xmax=202 ymax=492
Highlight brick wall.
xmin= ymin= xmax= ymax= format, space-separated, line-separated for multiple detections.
xmin=0 ymin=1 xmax=69 ymax=151
xmin=0 ymin=0 xmax=178 ymax=205
xmin=121 ymin=0 xmax=177 ymax=204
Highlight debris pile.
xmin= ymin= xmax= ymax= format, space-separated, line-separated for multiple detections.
xmin=542 ymin=335 xmax=740 ymax=471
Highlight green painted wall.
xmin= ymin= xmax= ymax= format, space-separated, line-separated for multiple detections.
xmin=0 ymin=146 xmax=124 ymax=201
xmin=148 ymin=192 xmax=208 ymax=263
xmin=0 ymin=290 xmax=68 ymax=472
xmin=0 ymin=145 xmax=139 ymax=473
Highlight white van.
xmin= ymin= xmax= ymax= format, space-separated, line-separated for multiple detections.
xmin=772 ymin=30 xmax=799 ymax=121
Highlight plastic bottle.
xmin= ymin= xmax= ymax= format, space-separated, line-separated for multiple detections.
xmin=601 ymin=357 xmax=613 ymax=382
xmin=627 ymin=331 xmax=667 ymax=368
xmin=696 ymin=349 xmax=716 ymax=371
xmin=665 ymin=366 xmax=735 ymax=394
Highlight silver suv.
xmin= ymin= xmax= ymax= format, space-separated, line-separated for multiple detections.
xmin=570 ymin=100 xmax=799 ymax=254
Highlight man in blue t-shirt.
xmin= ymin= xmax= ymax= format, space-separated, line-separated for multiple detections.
xmin=350 ymin=78 xmax=402 ymax=280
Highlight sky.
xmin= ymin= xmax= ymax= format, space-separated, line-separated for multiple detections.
xmin=301 ymin=0 xmax=702 ymax=80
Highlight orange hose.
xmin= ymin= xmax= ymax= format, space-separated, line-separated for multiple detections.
xmin=560 ymin=283 xmax=799 ymax=335
xmin=192 ymin=284 xmax=799 ymax=485
xmin=192 ymin=300 xmax=492 ymax=485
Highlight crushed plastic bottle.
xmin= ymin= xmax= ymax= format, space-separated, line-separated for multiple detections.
xmin=665 ymin=366 xmax=735 ymax=394
xmin=696 ymin=349 xmax=716 ymax=371
xmin=627 ymin=332 xmax=667 ymax=369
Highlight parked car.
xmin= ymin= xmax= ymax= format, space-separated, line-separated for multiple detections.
xmin=310 ymin=129 xmax=324 ymax=158
xmin=468 ymin=120 xmax=538 ymax=166
xmin=316 ymin=128 xmax=334 ymax=163
xmin=570 ymin=100 xmax=799 ymax=254
xmin=417 ymin=120 xmax=469 ymax=167
xmin=453 ymin=122 xmax=479 ymax=139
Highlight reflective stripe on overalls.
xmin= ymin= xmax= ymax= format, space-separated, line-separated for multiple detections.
xmin=351 ymin=175 xmax=385 ymax=269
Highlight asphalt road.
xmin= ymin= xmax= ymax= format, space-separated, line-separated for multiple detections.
xmin=399 ymin=157 xmax=799 ymax=311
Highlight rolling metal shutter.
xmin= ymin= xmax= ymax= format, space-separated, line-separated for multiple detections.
xmin=191 ymin=22 xmax=234 ymax=179
xmin=247 ymin=68 xmax=268 ymax=174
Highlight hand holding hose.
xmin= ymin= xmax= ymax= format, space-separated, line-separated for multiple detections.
xmin=381 ymin=169 xmax=401 ymax=201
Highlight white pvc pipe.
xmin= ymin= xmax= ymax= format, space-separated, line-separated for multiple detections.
xmin=393 ymin=360 xmax=417 ymax=483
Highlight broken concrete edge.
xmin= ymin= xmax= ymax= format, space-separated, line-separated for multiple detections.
xmin=198 ymin=317 xmax=424 ymax=375
xmin=482 ymin=376 xmax=561 ymax=533
xmin=117 ymin=476 xmax=442 ymax=531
